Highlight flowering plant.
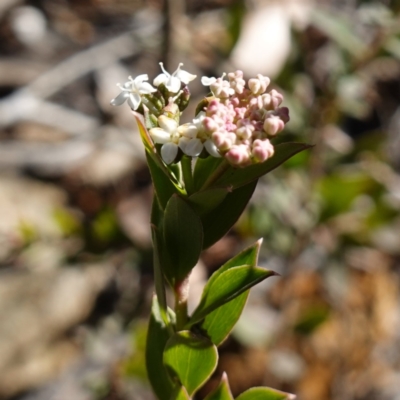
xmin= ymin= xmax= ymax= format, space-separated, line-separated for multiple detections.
xmin=112 ymin=63 xmax=310 ymax=400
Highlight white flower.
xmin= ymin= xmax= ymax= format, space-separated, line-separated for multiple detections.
xmin=192 ymin=112 xmax=221 ymax=158
xmin=149 ymin=116 xmax=202 ymax=164
xmin=153 ymin=63 xmax=197 ymax=93
xmin=201 ymin=73 xmax=234 ymax=99
xmin=110 ymin=74 xmax=156 ymax=110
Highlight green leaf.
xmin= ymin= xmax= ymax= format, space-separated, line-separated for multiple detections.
xmin=213 ymin=143 xmax=312 ymax=190
xmin=147 ymin=152 xmax=180 ymax=210
xmin=195 ymin=240 xmax=262 ymax=342
xmin=201 ymin=180 xmax=257 ymax=249
xmin=208 ymin=239 xmax=263 ymax=283
xmin=188 ymin=188 xmax=229 ymax=216
xmin=204 ymin=372 xmax=234 ymax=400
xmin=201 ymin=291 xmax=249 ymax=346
xmin=151 ymin=196 xmax=163 ymax=229
xmin=163 ymin=195 xmax=203 ymax=284
xmin=163 ymin=331 xmax=218 ymax=396
xmin=193 ymin=156 xmax=226 ymax=191
xmin=170 ymin=385 xmax=190 ymax=400
xmin=190 ymin=265 xmax=276 ymax=325
xmin=133 ymin=112 xmax=156 ymax=154
xmin=236 ymin=387 xmax=296 ymax=400
xmin=146 ymin=296 xmax=174 ymax=400
xmin=194 ymin=241 xmax=262 ymax=342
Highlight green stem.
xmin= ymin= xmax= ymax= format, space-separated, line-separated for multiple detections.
xmin=174 ymin=276 xmax=190 ymax=330
xmin=199 ymin=159 xmax=230 ymax=191
xmin=181 ymin=156 xmax=194 ymax=194
xmin=151 ymin=226 xmax=174 ymax=336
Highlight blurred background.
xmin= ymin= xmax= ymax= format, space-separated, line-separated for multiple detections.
xmin=0 ymin=0 xmax=400 ymax=399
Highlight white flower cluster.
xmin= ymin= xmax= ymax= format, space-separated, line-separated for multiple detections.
xmin=149 ymin=113 xmax=219 ymax=165
xmin=110 ymin=63 xmax=196 ymax=111
xmin=111 ymin=64 xmax=290 ymax=166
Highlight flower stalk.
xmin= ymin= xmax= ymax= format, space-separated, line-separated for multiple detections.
xmin=174 ymin=276 xmax=190 ymax=330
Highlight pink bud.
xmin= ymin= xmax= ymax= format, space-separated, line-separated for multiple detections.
xmin=236 ymin=119 xmax=254 ymax=140
xmin=259 ymin=90 xmax=284 ymax=110
xmin=269 ymin=89 xmax=284 ymax=109
xmin=210 ymin=77 xmax=235 ymax=98
xmin=252 ymin=139 xmax=274 ymax=162
xmin=275 ymin=107 xmax=290 ymax=123
xmin=233 ymin=106 xmax=246 ymax=119
xmin=230 ymin=97 xmax=240 ymax=107
xmin=228 ymin=70 xmax=246 ymax=94
xmin=212 ymin=131 xmax=235 ymax=151
xmin=263 ymin=115 xmax=285 ymax=136
xmin=203 ymin=117 xmax=218 ymax=132
xmin=206 ymin=99 xmax=221 ymax=114
xmin=225 ymin=144 xmax=251 ymax=167
xmin=248 ymin=74 xmax=270 ymax=95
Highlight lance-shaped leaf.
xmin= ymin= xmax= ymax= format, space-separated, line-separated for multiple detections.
xmin=132 ymin=111 xmax=155 ymax=153
xmin=163 ymin=331 xmax=218 ymax=396
xmin=190 ymin=265 xmax=276 ymax=325
xmin=146 ymin=296 xmax=174 ymax=400
xmin=170 ymin=385 xmax=191 ymax=400
xmin=147 ymin=152 xmax=180 ymax=210
xmin=201 ymin=180 xmax=257 ymax=249
xmin=207 ymin=239 xmax=263 ymax=282
xmin=204 ymin=372 xmax=234 ymax=400
xmin=151 ymin=196 xmax=163 ymax=229
xmin=193 ymin=154 xmax=226 ymax=191
xmin=197 ymin=241 xmax=262 ymax=343
xmin=188 ymin=187 xmax=229 ymax=217
xmin=163 ymin=195 xmax=203 ymax=284
xmin=201 ymin=291 xmax=248 ymax=346
xmin=188 ymin=240 xmax=262 ymax=331
xmin=213 ymin=143 xmax=312 ymax=190
xmin=236 ymin=387 xmax=296 ymax=400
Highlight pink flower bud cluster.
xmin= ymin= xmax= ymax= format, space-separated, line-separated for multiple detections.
xmin=200 ymin=71 xmax=289 ymax=167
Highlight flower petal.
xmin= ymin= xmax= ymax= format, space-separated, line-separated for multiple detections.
xmin=204 ymin=139 xmax=221 ymax=158
xmin=165 ymin=76 xmax=181 ymax=93
xmin=149 ymin=127 xmax=171 ymax=144
xmin=153 ymin=73 xmax=168 ymax=87
xmin=158 ymin=115 xmax=178 ymax=133
xmin=178 ymin=123 xmax=198 ymax=139
xmin=138 ymin=81 xmax=157 ymax=94
xmin=176 ymin=70 xmax=197 ymax=84
xmin=180 ymin=138 xmax=203 ymax=157
xmin=127 ymin=93 xmax=142 ymax=110
xmin=201 ymin=76 xmax=217 ymax=86
xmin=161 ymin=142 xmax=178 ymax=164
xmin=110 ymin=91 xmax=129 ymax=106
xmin=133 ymin=74 xmax=149 ymax=84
